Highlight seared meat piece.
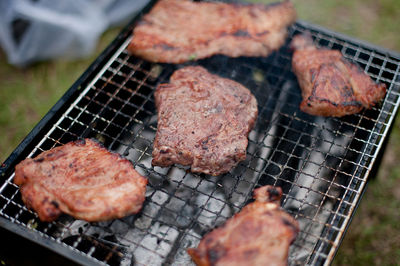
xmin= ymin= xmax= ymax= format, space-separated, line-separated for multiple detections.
xmin=14 ymin=139 xmax=147 ymax=222
xmin=152 ymin=66 xmax=258 ymax=176
xmin=128 ymin=0 xmax=296 ymax=63
xmin=187 ymin=186 xmax=299 ymax=266
xmin=291 ymin=34 xmax=386 ymax=117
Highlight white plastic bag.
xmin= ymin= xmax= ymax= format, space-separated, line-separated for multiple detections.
xmin=0 ymin=0 xmax=149 ymax=66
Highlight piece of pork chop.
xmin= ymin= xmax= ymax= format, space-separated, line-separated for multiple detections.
xmin=291 ymin=34 xmax=386 ymax=117
xmin=187 ymin=186 xmax=299 ymax=266
xmin=152 ymin=66 xmax=258 ymax=176
xmin=128 ymin=0 xmax=296 ymax=63
xmin=14 ymin=139 xmax=148 ymax=222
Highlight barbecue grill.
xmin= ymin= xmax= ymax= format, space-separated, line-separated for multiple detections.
xmin=1 ymin=0 xmax=400 ymax=265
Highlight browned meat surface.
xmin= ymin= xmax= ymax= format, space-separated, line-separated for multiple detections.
xmin=291 ymin=34 xmax=387 ymax=117
xmin=14 ymin=139 xmax=148 ymax=222
xmin=187 ymin=186 xmax=299 ymax=266
xmin=152 ymin=66 xmax=258 ymax=176
xmin=128 ymin=0 xmax=296 ymax=63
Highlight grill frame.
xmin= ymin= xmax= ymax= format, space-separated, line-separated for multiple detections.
xmin=1 ymin=1 xmax=400 ymax=265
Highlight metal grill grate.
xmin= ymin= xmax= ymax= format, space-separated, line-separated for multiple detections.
xmin=1 ymin=4 xmax=400 ymax=265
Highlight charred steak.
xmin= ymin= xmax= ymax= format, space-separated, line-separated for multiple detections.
xmin=187 ymin=186 xmax=299 ymax=266
xmin=14 ymin=139 xmax=148 ymax=222
xmin=128 ymin=0 xmax=296 ymax=63
xmin=291 ymin=34 xmax=387 ymax=117
xmin=152 ymin=66 xmax=258 ymax=176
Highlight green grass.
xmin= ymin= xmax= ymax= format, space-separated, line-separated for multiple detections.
xmin=0 ymin=1 xmax=400 ymax=265
xmin=0 ymin=27 xmax=122 ymax=162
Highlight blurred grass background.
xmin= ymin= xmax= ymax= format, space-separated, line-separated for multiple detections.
xmin=0 ymin=0 xmax=399 ymax=265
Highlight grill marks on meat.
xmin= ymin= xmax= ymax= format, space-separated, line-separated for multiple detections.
xmin=152 ymin=66 xmax=258 ymax=176
xmin=291 ymin=34 xmax=387 ymax=117
xmin=128 ymin=0 xmax=296 ymax=63
xmin=14 ymin=139 xmax=148 ymax=222
xmin=187 ymin=186 xmax=299 ymax=266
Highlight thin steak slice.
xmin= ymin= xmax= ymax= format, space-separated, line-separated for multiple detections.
xmin=291 ymin=34 xmax=387 ymax=117
xmin=187 ymin=186 xmax=299 ymax=266
xmin=152 ymin=66 xmax=258 ymax=176
xmin=14 ymin=139 xmax=148 ymax=222
xmin=128 ymin=0 xmax=296 ymax=63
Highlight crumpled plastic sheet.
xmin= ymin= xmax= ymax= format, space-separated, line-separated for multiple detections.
xmin=0 ymin=0 xmax=150 ymax=66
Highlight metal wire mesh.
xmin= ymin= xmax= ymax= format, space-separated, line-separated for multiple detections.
xmin=0 ymin=12 xmax=400 ymax=266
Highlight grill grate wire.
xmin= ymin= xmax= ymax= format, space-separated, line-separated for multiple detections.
xmin=0 ymin=8 xmax=400 ymax=266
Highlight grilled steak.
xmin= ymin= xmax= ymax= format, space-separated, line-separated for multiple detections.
xmin=152 ymin=66 xmax=258 ymax=176
xmin=291 ymin=34 xmax=387 ymax=117
xmin=14 ymin=139 xmax=148 ymax=222
xmin=128 ymin=0 xmax=296 ymax=63
xmin=187 ymin=186 xmax=299 ymax=266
